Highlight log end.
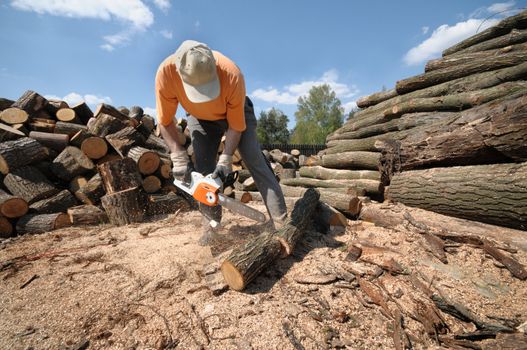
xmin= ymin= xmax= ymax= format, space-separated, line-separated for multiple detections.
xmin=220 ymin=260 xmax=246 ymax=291
xmin=0 ymin=216 xmax=13 ymax=238
xmin=81 ymin=137 xmax=108 ymax=160
xmin=138 ymin=152 xmax=160 ymax=175
xmin=55 ymin=213 xmax=72 ymax=229
xmin=0 ymin=155 xmax=9 ymax=174
xmin=0 ymin=197 xmax=29 ymax=218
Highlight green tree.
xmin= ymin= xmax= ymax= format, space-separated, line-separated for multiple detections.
xmin=346 ymin=106 xmax=359 ymax=121
xmin=290 ymin=84 xmax=344 ymax=144
xmin=256 ymin=108 xmax=290 ymax=144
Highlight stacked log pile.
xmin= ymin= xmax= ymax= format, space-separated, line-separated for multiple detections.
xmin=0 ymin=91 xmax=189 ymax=236
xmin=305 ymin=10 xmax=527 ymax=230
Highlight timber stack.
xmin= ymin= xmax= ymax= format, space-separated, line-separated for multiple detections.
xmin=299 ymin=10 xmax=527 ymax=231
xmin=0 ymin=93 xmax=190 ymax=236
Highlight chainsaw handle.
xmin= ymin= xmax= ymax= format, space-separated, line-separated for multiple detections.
xmin=223 ymin=171 xmax=239 ymax=188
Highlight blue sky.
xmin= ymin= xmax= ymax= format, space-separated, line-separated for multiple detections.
xmin=0 ymin=1 xmax=524 ymax=129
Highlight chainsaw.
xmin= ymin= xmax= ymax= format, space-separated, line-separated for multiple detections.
xmin=173 ymin=171 xmax=266 ymax=223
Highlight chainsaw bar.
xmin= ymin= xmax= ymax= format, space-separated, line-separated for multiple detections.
xmin=218 ymin=193 xmax=266 ymax=223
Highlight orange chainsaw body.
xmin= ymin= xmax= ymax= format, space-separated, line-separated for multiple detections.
xmin=193 ymin=181 xmax=220 ymax=206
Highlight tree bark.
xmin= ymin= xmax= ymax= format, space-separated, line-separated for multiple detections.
xmin=357 ymin=88 xmax=398 ymax=109
xmin=29 ymin=131 xmax=69 ymax=152
xmin=396 ymin=51 xmax=527 ymax=94
xmin=29 ymin=189 xmax=77 ymax=214
xmin=359 ymin=201 xmax=527 ymax=252
xmin=387 ymin=162 xmax=527 ymax=230
xmin=16 ymin=213 xmax=71 ymax=234
xmin=0 ymin=98 xmax=13 ymax=111
xmin=97 ymin=157 xmax=142 ymax=194
xmin=0 ymin=216 xmax=13 ymax=238
xmin=105 ymin=126 xmax=146 ymax=157
xmin=4 ymin=166 xmax=60 ymax=204
xmin=327 ymin=112 xmax=455 ymax=141
xmin=221 ymin=189 xmax=319 ymax=291
xmin=145 ymin=192 xmax=190 ymax=216
xmin=80 ymin=136 xmax=108 ymax=160
xmin=69 ymin=175 xmax=88 ymax=193
xmin=94 ymin=103 xmax=129 ymax=122
xmin=11 ymin=90 xmax=48 ymax=117
xmin=67 ymin=204 xmax=108 ymax=226
xmin=51 ymin=146 xmax=94 ymax=181
xmin=128 ymin=106 xmax=144 ymax=122
xmin=0 ymin=122 xmax=26 ymax=142
xmin=280 ymin=184 xmax=362 ymax=216
xmin=0 ymin=188 xmax=28 ymax=218
xmin=0 ymin=107 xmax=29 ymax=124
xmin=389 ymin=81 xmax=526 ymax=117
xmin=321 ymin=151 xmax=380 ymax=170
xmin=127 ymin=146 xmax=161 ymax=175
xmin=155 ymin=158 xmax=172 ymax=179
xmin=69 ymin=129 xmax=92 ymax=148
xmin=88 ymin=114 xmax=127 ymax=137
xmin=427 ymin=42 xmax=527 ymax=72
xmin=137 ymin=115 xmax=156 ymax=138
xmin=314 ymin=201 xmax=348 ymax=233
xmin=74 ymin=174 xmax=105 ymax=205
xmin=336 ymin=62 xmax=527 ymax=134
xmin=54 ymin=121 xmax=87 ymax=137
xmin=101 ymin=186 xmax=146 ymax=226
xmin=281 ymin=177 xmax=382 ymax=197
xmin=381 ymin=92 xmax=527 ymax=180
xmin=0 ymin=137 xmax=48 ymax=174
xmin=299 ymin=165 xmax=380 ymax=181
xmin=443 ymin=10 xmax=527 ymax=56
xmin=71 ymin=101 xmax=94 ymax=125
xmin=45 ymin=99 xmax=68 ymax=116
xmin=144 ymin=134 xmax=170 ymax=154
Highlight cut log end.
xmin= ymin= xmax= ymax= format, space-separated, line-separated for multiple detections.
xmin=56 ymin=108 xmax=77 ymax=122
xmin=220 ymin=260 xmax=246 ymax=291
xmin=1 ymin=197 xmax=29 ymax=218
xmin=81 ymin=136 xmax=108 ymax=160
xmin=0 ymin=108 xmax=29 ymax=124
xmin=55 ymin=213 xmax=72 ymax=229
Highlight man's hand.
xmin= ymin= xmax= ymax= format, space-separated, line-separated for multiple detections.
xmin=170 ymin=150 xmax=190 ymax=179
xmin=212 ymin=154 xmax=233 ymax=179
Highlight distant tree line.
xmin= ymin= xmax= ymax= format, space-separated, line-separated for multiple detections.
xmin=256 ymin=84 xmax=358 ymax=145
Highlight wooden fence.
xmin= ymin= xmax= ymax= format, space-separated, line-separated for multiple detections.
xmin=260 ymin=143 xmax=326 ymax=156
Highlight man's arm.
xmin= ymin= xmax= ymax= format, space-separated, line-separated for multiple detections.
xmin=223 ymin=127 xmax=241 ymax=156
xmin=159 ymin=122 xmax=186 ymax=153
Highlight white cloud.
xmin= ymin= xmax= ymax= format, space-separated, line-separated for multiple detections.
xmin=342 ymin=101 xmax=358 ymax=114
xmin=195 ymin=20 xmax=200 ymax=28
xmin=11 ymin=0 xmax=154 ymax=29
xmin=251 ymin=69 xmax=359 ymax=113
xmin=10 ymin=0 xmax=155 ymax=51
xmin=152 ymin=0 xmax=170 ymax=12
xmin=421 ymin=26 xmax=429 ymax=35
xmin=44 ymin=92 xmax=112 ymax=108
xmin=404 ymin=18 xmax=499 ymax=65
xmin=143 ymin=107 xmax=157 ymax=117
xmin=488 ymin=1 xmax=516 ymax=14
xmin=160 ymin=29 xmax=173 ymax=39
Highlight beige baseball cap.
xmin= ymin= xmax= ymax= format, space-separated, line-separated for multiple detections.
xmin=174 ymin=40 xmax=220 ymax=103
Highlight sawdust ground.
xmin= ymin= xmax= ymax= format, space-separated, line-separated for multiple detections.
xmin=0 ymin=202 xmax=526 ymax=350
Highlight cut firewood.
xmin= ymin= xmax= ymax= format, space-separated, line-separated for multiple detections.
xmin=94 ymin=103 xmax=129 ymax=121
xmin=0 ymin=216 xmax=13 ymax=238
xmin=54 ymin=121 xmax=87 ymax=137
xmin=56 ymin=108 xmax=79 ymax=123
xmin=69 ymin=129 xmax=92 ymax=148
xmin=144 ymin=134 xmax=169 ymax=154
xmin=314 ymin=201 xmax=347 ymax=233
xmin=11 ymin=90 xmax=48 ymax=116
xmin=145 ymin=192 xmax=189 ymax=216
xmin=0 ymin=122 xmax=26 ymax=141
xmin=142 ymin=175 xmax=162 ymax=193
xmin=0 ymin=97 xmax=13 ymax=111
xmin=280 ymin=177 xmax=382 ymax=197
xmin=97 ymin=157 xmax=142 ymax=194
xmin=71 ymin=101 xmax=93 ymax=125
xmin=221 ymin=189 xmax=320 ymax=291
xmin=16 ymin=213 xmax=71 ymax=234
xmin=127 ymin=146 xmax=160 ymax=175
xmin=80 ymin=136 xmax=108 ymax=160
xmin=0 ymin=107 xmax=29 ymax=124
xmin=75 ymin=174 xmax=104 ymax=205
xmin=96 ymin=153 xmax=121 ymax=165
xmin=105 ymin=126 xmax=145 ymax=157
xmin=128 ymin=106 xmax=144 ymax=122
xmin=3 ymin=166 xmax=60 ymax=204
xmin=357 ymin=88 xmax=398 ymax=109
xmin=51 ymin=146 xmax=94 ymax=181
xmin=101 ymin=186 xmax=146 ymax=226
xmin=88 ymin=113 xmax=127 ymax=137
xmin=156 ymin=158 xmax=171 ymax=179
xmin=69 ymin=175 xmax=88 ymax=193
xmin=299 ymin=166 xmax=380 ymax=181
xmin=67 ymin=205 xmax=108 ymax=226
xmin=280 ymin=185 xmax=362 ymax=216
xmin=29 ymin=189 xmax=77 ymax=214
xmin=28 ymin=131 xmax=69 ymax=152
xmin=0 ymin=188 xmax=28 ymax=218
xmin=45 ymin=99 xmax=68 ymax=115
xmin=137 ymin=115 xmax=156 ymax=137
xmin=321 ymin=151 xmax=380 ymax=170
xmin=0 ymin=137 xmax=47 ymax=174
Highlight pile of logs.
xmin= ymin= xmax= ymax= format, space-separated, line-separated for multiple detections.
xmin=295 ymin=10 xmax=527 ymax=230
xmin=0 ymin=91 xmax=189 ymax=237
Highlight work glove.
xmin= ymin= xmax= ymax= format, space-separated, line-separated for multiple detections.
xmin=211 ymin=154 xmax=233 ymax=180
xmin=170 ymin=150 xmax=190 ymax=179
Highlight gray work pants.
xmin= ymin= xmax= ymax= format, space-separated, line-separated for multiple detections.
xmin=187 ymin=97 xmax=287 ymax=226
